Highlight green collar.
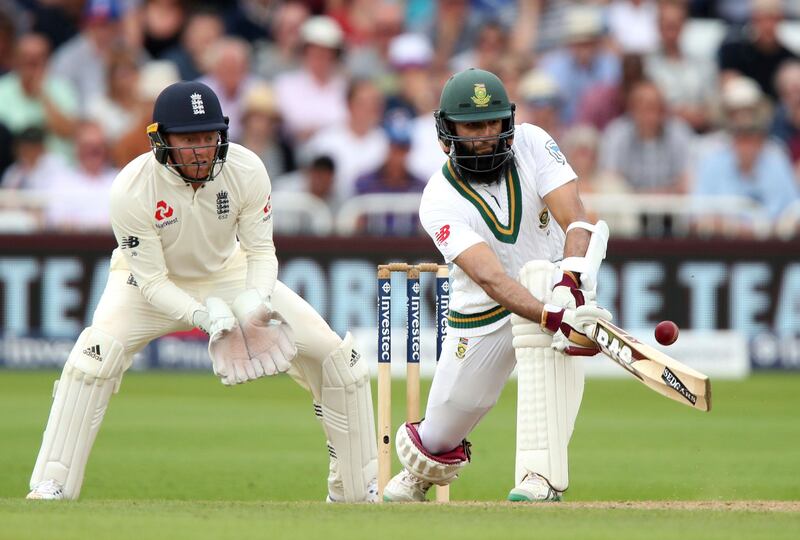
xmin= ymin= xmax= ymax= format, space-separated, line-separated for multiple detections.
xmin=442 ymin=160 xmax=522 ymax=244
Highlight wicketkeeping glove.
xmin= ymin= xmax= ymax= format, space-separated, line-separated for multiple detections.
xmin=194 ymin=297 xmax=257 ymax=385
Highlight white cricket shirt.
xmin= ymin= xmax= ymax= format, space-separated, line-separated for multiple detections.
xmin=419 ymin=123 xmax=576 ymax=337
xmin=109 ymin=143 xmax=277 ymax=325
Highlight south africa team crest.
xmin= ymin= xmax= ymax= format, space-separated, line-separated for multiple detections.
xmin=456 ymin=337 xmax=469 ymax=359
xmin=471 ymin=84 xmax=491 ymax=107
xmin=538 ymin=208 xmax=550 ymax=229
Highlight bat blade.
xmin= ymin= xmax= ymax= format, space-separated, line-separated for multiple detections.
xmin=591 ymin=319 xmax=712 ymax=412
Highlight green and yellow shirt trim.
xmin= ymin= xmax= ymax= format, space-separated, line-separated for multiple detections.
xmin=442 ymin=160 xmax=522 ymax=244
xmin=448 ymin=305 xmax=510 ymax=329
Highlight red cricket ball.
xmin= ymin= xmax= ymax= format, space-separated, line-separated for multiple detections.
xmin=655 ymin=320 xmax=679 ymax=346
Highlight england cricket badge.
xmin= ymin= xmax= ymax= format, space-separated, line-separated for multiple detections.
xmin=471 ymin=84 xmax=491 ymax=107
xmin=456 ymin=337 xmax=469 ymax=359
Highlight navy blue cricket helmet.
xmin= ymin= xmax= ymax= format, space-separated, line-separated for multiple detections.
xmin=147 ymin=81 xmax=230 ymax=182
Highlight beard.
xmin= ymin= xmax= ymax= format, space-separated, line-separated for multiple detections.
xmin=452 ymin=140 xmax=512 ymax=184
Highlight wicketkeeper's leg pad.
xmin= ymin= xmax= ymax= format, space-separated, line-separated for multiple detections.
xmin=320 ymin=332 xmax=378 ymax=502
xmin=396 ymin=421 xmax=470 ymax=485
xmin=513 ymin=260 xmax=585 ymax=492
xmin=30 ymin=327 xmax=128 ymax=499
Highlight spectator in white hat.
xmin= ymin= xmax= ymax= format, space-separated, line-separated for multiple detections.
xmin=517 ymin=69 xmax=564 ymax=140
xmin=274 ymin=16 xmax=348 ymax=143
xmin=692 ymin=75 xmax=799 ymax=231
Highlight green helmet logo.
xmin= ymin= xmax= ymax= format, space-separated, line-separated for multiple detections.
xmin=471 ymin=84 xmax=491 ymax=107
xmin=435 ymin=68 xmax=516 ymax=181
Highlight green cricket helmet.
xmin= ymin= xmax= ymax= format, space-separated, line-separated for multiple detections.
xmin=435 ymin=68 xmax=516 ymax=182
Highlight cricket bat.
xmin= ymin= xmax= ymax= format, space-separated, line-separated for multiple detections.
xmin=591 ymin=319 xmax=712 ymax=412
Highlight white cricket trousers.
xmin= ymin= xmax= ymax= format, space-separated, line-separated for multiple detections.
xmin=92 ymin=268 xmax=340 ymax=399
xmin=418 ymin=321 xmax=516 ymax=454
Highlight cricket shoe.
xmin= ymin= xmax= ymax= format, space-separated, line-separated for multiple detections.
xmin=326 ymin=478 xmax=379 ymax=503
xmin=507 ymin=473 xmax=561 ymax=502
xmin=382 ymin=469 xmax=433 ymax=502
xmin=26 ymin=479 xmax=65 ymax=500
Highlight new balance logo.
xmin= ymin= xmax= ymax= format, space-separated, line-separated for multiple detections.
xmin=121 ymin=236 xmax=139 ymax=249
xmin=83 ymin=345 xmax=102 ymax=361
xmin=190 ymin=92 xmax=205 ymax=115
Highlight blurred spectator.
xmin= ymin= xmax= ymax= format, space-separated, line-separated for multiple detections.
xmin=517 ymin=69 xmax=564 ymax=139
xmin=139 ymin=0 xmax=187 ymax=58
xmin=450 ymin=20 xmax=509 ymax=73
xmin=561 ymin=123 xmax=637 ymax=234
xmin=718 ymin=0 xmax=798 ymax=99
xmin=424 ymin=0 xmax=483 ymax=70
xmin=0 ymin=10 xmax=15 ymax=75
xmin=163 ymin=8 xmax=225 ymax=81
xmin=354 ymin=113 xmax=426 ymax=236
xmin=50 ymin=0 xmax=127 ymax=116
xmin=407 ymin=68 xmax=452 ymax=181
xmin=224 ymin=0 xmax=278 ymax=42
xmin=608 ymin=0 xmax=659 ymax=54
xmin=274 ymin=16 xmax=347 ymax=143
xmin=239 ymin=82 xmax=295 ymax=178
xmin=252 ymin=1 xmax=308 ymax=80
xmin=693 ymin=76 xmax=799 ymax=229
xmin=26 ymin=0 xmax=81 ymax=50
xmin=600 ymin=80 xmax=694 ymax=193
xmin=356 ymin=114 xmax=425 ymax=194
xmin=111 ymin=60 xmax=180 ymax=167
xmin=0 ymin=122 xmax=12 ymax=178
xmin=46 ymin=122 xmax=117 ymax=231
xmin=274 ymin=154 xmax=336 ymax=203
xmin=1 ymin=127 xmax=66 ymax=191
xmin=384 ymin=33 xmax=435 ymax=120
xmin=345 ymin=1 xmax=405 ymax=81
xmin=576 ymin=53 xmax=646 ymax=131
xmin=304 ymin=78 xmax=388 ymax=202
xmin=199 ymin=38 xmax=261 ymax=142
xmin=646 ymin=0 xmax=718 ymax=133
xmin=0 ymin=33 xmax=79 ymax=161
xmin=540 ymin=5 xmax=621 ymax=125
xmin=770 ymin=60 xmax=800 ymax=168
xmin=562 ymin=124 xmax=631 ymax=196
xmin=87 ymin=46 xmax=141 ymax=143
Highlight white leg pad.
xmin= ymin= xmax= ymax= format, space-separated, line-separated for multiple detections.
xmin=513 ymin=260 xmax=585 ymax=492
xmin=30 ymin=327 xmax=127 ymax=499
xmin=320 ymin=332 xmax=378 ymax=502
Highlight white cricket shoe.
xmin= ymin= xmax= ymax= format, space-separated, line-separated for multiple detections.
xmin=326 ymin=478 xmax=379 ymax=503
xmin=507 ymin=473 xmax=561 ymax=502
xmin=382 ymin=469 xmax=433 ymax=502
xmin=26 ymin=479 xmax=65 ymax=500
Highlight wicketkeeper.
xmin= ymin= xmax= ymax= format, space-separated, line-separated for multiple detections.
xmin=383 ymin=68 xmax=611 ymax=502
xmin=27 ymin=81 xmax=378 ymax=503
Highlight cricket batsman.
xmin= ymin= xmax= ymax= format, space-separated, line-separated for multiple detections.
xmin=26 ymin=81 xmax=378 ymax=503
xmin=383 ymin=68 xmax=611 ymax=502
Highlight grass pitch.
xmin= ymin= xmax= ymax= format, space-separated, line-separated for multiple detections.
xmin=1 ymin=371 xmax=798 ymax=539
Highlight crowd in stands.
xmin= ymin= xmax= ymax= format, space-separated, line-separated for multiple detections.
xmin=1 ymin=0 xmax=800 ymax=238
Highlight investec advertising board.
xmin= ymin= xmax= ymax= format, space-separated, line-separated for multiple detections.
xmin=0 ymin=235 xmax=798 ymax=374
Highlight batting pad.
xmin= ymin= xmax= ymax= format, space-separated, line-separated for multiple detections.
xmin=320 ymin=332 xmax=378 ymax=502
xmin=512 ymin=260 xmax=584 ymax=492
xmin=30 ymin=327 xmax=127 ymax=499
